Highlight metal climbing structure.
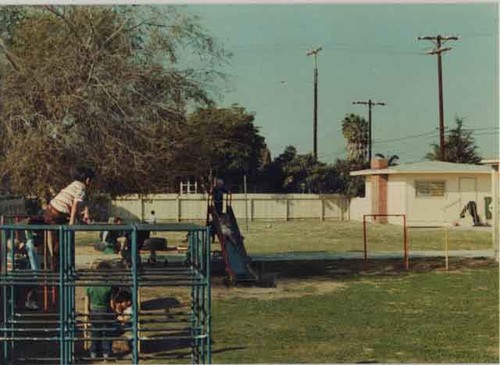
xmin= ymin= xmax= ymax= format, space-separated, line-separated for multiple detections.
xmin=0 ymin=221 xmax=211 ymax=364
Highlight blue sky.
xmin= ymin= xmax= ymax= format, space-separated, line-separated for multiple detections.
xmin=186 ymin=3 xmax=498 ymax=163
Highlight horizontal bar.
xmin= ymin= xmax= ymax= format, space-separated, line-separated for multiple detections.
xmin=0 ymin=328 xmax=59 ymax=332
xmin=71 ymin=334 xmax=208 ymax=341
xmin=0 ymin=281 xmax=207 ymax=286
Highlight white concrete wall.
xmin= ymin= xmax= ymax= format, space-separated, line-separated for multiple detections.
xmin=111 ymin=194 xmax=349 ymax=222
xmin=402 ymin=173 xmax=492 ymax=226
xmin=387 ymin=176 xmax=408 ymax=225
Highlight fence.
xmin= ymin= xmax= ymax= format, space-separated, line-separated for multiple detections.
xmin=111 ymin=194 xmax=351 ymax=222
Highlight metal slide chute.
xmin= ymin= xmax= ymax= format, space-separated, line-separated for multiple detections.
xmin=208 ymin=204 xmax=257 ymax=284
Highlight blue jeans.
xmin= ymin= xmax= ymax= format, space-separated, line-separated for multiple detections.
xmin=90 ymin=309 xmax=112 ymax=355
xmin=25 ymin=238 xmax=40 ymax=271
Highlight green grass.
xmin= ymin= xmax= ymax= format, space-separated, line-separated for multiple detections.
xmin=212 ymin=265 xmax=499 ymax=363
xmin=74 ymin=220 xmax=492 ymax=254
xmin=240 ymin=220 xmax=492 ymax=254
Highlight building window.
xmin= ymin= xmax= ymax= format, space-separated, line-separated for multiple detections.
xmin=415 ymin=180 xmax=446 ymax=197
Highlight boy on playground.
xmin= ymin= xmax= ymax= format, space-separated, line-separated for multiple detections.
xmin=44 ymin=167 xmax=95 ymax=262
xmin=44 ymin=166 xmax=95 ymax=225
xmin=85 ymin=261 xmax=115 ymax=359
xmin=111 ymin=289 xmax=133 ymax=354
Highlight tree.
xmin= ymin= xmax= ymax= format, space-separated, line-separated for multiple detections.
xmin=374 ymin=153 xmax=400 ymax=166
xmin=426 ymin=116 xmax=482 ymax=164
xmin=259 ymin=146 xmax=342 ymax=194
xmin=333 ymin=113 xmax=371 ymax=197
xmin=0 ymin=5 xmax=229 ymax=197
xmin=333 ymin=158 xmax=366 ymax=197
xmin=341 ymin=113 xmax=368 ymax=164
xmin=186 ymin=105 xmax=267 ymax=189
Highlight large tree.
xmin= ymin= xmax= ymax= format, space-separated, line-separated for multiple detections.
xmin=426 ymin=116 xmax=482 ymax=164
xmin=0 ymin=5 xmax=229 ymax=197
xmin=185 ymin=105 xmax=268 ymax=190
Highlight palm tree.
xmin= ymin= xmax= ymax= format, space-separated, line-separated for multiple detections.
xmin=341 ymin=113 xmax=368 ymax=163
xmin=374 ymin=153 xmax=400 ymax=166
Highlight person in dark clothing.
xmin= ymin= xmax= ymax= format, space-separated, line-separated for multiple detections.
xmin=212 ymin=179 xmax=227 ymax=216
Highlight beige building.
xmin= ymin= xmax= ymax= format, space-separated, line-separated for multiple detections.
xmin=350 ymin=160 xmax=495 ymax=227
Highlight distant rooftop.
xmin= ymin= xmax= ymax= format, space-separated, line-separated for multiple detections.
xmin=351 ymin=161 xmax=493 ymax=176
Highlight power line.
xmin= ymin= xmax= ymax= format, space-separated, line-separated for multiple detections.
xmin=374 ymin=130 xmax=438 ymax=144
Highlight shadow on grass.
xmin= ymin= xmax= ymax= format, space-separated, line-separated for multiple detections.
xmin=141 ymin=297 xmax=181 ymax=311
xmin=242 ymin=257 xmax=497 ymax=283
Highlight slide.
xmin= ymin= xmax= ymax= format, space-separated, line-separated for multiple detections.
xmin=208 ymin=205 xmax=256 ymax=283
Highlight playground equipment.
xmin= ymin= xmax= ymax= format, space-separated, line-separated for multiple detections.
xmin=207 ymin=193 xmax=257 ymax=284
xmin=363 ymin=214 xmax=409 ymax=270
xmin=0 ymin=221 xmax=211 ymax=364
xmin=459 ymin=200 xmax=482 ymax=226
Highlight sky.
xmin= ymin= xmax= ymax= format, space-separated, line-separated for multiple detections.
xmin=183 ymin=2 xmax=499 ymax=164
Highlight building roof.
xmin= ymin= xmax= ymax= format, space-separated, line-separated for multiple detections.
xmin=350 ymin=161 xmax=493 ymax=176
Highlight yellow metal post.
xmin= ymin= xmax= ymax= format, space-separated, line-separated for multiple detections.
xmin=444 ymin=226 xmax=449 ymax=271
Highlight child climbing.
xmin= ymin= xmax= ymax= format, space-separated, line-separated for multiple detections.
xmin=85 ymin=260 xmax=115 ymax=360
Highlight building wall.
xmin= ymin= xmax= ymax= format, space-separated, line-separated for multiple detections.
xmin=400 ymin=173 xmax=491 ymax=226
xmin=386 ymin=175 xmax=408 ymax=225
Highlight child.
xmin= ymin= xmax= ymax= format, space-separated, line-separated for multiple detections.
xmin=44 ymin=166 xmax=95 ymax=226
xmin=111 ymin=289 xmax=133 ymax=354
xmin=44 ymin=167 xmax=95 ymax=265
xmin=96 ymin=217 xmax=127 ymax=255
xmin=211 ymin=179 xmax=227 ymax=216
xmin=85 ymin=261 xmax=115 ymax=359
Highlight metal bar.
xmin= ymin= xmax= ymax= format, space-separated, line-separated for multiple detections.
xmin=403 ymin=215 xmax=409 ymax=270
xmin=206 ymin=226 xmax=212 ymax=364
xmin=1 ymin=228 xmax=8 ymax=361
xmin=363 ymin=216 xmax=368 ymax=261
xmin=131 ymin=225 xmax=139 ymax=365
xmin=58 ymin=227 xmax=65 ymax=365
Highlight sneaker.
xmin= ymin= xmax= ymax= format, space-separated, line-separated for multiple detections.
xmin=103 ymin=353 xmax=111 ymax=360
xmin=90 ymin=352 xmax=97 ymax=359
xmin=25 ymin=301 xmax=39 ymax=310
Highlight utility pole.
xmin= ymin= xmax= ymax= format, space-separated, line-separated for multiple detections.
xmin=352 ymin=99 xmax=386 ymax=163
xmin=417 ymin=34 xmax=459 ymax=161
xmin=306 ymin=46 xmax=322 ymax=161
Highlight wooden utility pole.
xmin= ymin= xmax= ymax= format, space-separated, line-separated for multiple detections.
xmin=306 ymin=46 xmax=322 ymax=161
xmin=352 ymin=99 xmax=386 ymax=163
xmin=417 ymin=35 xmax=459 ymax=160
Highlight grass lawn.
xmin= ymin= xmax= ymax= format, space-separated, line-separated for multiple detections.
xmin=74 ymin=220 xmax=492 ymax=255
xmin=211 ymin=263 xmax=499 ymax=363
xmin=232 ymin=220 xmax=492 ymax=253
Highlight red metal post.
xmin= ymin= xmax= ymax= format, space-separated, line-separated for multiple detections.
xmin=363 ymin=215 xmax=368 ymax=261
